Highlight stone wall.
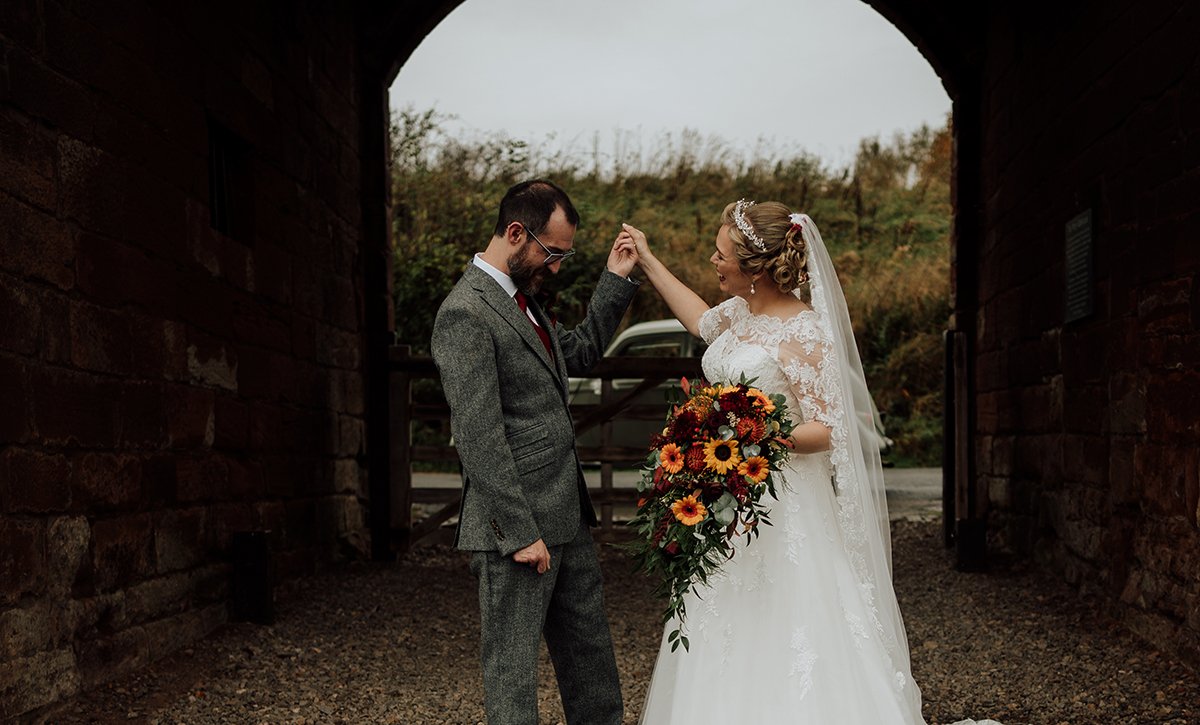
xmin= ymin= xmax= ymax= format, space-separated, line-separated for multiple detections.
xmin=0 ymin=1 xmax=371 ymax=717
xmin=975 ymin=0 xmax=1200 ymax=666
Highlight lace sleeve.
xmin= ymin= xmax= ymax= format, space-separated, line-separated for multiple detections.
xmin=778 ymin=329 xmax=840 ymax=431
xmin=697 ymin=297 xmax=742 ymax=345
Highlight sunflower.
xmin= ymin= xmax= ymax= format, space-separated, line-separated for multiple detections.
xmin=738 ymin=456 xmax=770 ymax=484
xmin=671 ymin=493 xmax=707 ymax=526
xmin=748 ymin=388 xmax=776 ymax=413
xmin=702 ymin=437 xmax=741 ymax=475
xmin=659 ymin=443 xmax=685 ymax=474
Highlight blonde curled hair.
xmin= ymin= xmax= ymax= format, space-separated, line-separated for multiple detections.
xmin=720 ymin=200 xmax=810 ymax=293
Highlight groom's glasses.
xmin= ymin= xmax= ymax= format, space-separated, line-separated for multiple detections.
xmin=523 ymin=226 xmax=576 ymax=266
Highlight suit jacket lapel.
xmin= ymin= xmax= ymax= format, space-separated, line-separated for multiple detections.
xmin=464 ymin=265 xmax=562 ymax=385
xmin=526 ymin=296 xmax=570 ymax=391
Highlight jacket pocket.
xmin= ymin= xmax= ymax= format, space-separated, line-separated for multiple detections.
xmin=506 ymin=422 xmax=549 ymax=462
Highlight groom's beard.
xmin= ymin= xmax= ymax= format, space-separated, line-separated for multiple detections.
xmin=508 ymin=248 xmax=547 ymax=295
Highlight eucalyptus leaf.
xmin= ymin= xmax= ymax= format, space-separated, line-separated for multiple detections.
xmin=743 ymin=444 xmax=761 ymax=457
xmin=713 ymin=491 xmax=737 ymax=512
xmin=713 ymin=506 xmax=735 ymax=526
xmin=719 ymin=425 xmax=734 ymax=440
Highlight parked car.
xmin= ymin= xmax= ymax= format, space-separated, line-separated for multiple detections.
xmin=569 ymin=319 xmax=701 ymax=457
xmin=570 ymin=318 xmax=894 ymax=460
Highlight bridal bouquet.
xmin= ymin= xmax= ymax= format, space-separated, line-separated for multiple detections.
xmin=628 ymin=376 xmax=795 ymax=651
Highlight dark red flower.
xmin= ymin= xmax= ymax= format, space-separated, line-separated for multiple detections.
xmin=664 ymin=541 xmax=681 ymax=556
xmin=718 ymin=390 xmax=753 ymax=417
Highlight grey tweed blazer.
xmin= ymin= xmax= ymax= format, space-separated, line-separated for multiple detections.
xmin=431 ymin=263 xmax=637 ymax=556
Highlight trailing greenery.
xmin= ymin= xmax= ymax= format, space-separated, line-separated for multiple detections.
xmin=391 ymin=109 xmax=952 ymax=467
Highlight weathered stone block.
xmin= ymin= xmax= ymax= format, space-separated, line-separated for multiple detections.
xmin=0 ymin=356 xmax=31 ymax=445
xmin=1135 ymin=443 xmax=1199 ymax=517
xmin=0 ymin=601 xmax=60 ymax=659
xmin=1138 ymin=276 xmax=1193 ymax=336
xmin=175 ymin=455 xmax=230 ymax=503
xmin=0 ymin=275 xmax=41 ymax=357
xmin=1108 ymin=436 xmax=1138 ymax=506
xmin=70 ymin=452 xmax=142 ymax=511
xmin=124 ymin=570 xmax=194 ymax=624
xmin=91 ymin=514 xmax=154 ymax=592
xmin=205 ymin=502 xmax=255 ymax=553
xmin=1 ymin=447 xmax=71 ymax=513
xmin=186 ymin=332 xmax=239 ymax=392
xmin=47 ymin=515 xmax=90 ymax=597
xmin=0 ymin=192 xmax=75 ymax=289
xmin=1144 ymin=370 xmax=1200 ymax=444
xmin=0 ymin=106 xmax=58 ymax=212
xmin=118 ymin=381 xmax=167 ymax=448
xmin=154 ymin=507 xmax=206 ymax=573
xmin=337 ymin=414 xmax=364 ymax=458
xmin=37 ymin=290 xmax=72 ymax=365
xmin=76 ymin=625 xmax=149 ymax=690
xmin=68 ymin=299 xmax=133 ymax=375
xmin=164 ymin=384 xmax=215 ymax=449
xmin=0 ymin=647 xmax=80 ymax=721
xmin=1062 ymin=434 xmax=1110 ymax=488
xmin=142 ymin=601 xmax=226 ymax=663
xmin=0 ymin=517 xmax=44 ymax=605
xmin=227 ymin=458 xmax=264 ymax=500
xmin=213 ymin=394 xmax=249 ymax=451
xmin=32 ymin=367 xmax=120 ymax=448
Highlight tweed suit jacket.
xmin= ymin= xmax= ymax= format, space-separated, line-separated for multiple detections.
xmin=431 ymin=263 xmax=637 ymax=556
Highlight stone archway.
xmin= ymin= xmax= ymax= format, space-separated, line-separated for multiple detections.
xmin=358 ymin=0 xmax=989 ymax=564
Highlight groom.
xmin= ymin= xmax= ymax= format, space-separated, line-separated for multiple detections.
xmin=431 ymin=180 xmax=637 ymax=724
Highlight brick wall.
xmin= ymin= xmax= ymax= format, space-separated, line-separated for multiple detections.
xmin=975 ymin=0 xmax=1200 ymax=666
xmin=0 ymin=1 xmax=371 ymax=716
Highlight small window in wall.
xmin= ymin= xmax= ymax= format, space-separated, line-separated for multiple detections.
xmin=207 ymin=117 xmax=254 ymax=243
xmin=1065 ymin=209 xmax=1093 ymax=324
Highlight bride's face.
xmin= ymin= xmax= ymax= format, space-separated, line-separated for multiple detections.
xmin=710 ymin=225 xmax=752 ymax=297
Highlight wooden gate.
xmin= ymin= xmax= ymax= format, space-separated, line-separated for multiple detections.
xmin=389 ymin=345 xmax=702 ymax=552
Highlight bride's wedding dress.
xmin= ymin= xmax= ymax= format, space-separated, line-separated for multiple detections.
xmin=639 ymin=296 xmax=927 ymax=723
xmin=638 ymin=215 xmax=1000 ymax=725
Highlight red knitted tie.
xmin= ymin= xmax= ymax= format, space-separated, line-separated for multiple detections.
xmin=514 ymin=291 xmax=554 ymax=359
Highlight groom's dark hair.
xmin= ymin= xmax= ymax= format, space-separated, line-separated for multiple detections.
xmin=493 ymin=179 xmax=580 ymax=237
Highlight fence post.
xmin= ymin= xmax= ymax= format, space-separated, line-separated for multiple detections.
xmin=599 ymin=378 xmax=614 ymax=536
xmin=391 ymin=345 xmax=414 ymax=553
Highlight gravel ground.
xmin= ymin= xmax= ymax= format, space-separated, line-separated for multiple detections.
xmin=50 ymin=519 xmax=1198 ymax=725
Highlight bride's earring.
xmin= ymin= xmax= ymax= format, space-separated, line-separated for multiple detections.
xmin=750 ymin=279 xmax=756 ymax=295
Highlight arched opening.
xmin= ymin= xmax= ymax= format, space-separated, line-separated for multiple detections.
xmin=366 ymin=0 xmax=986 ymax=564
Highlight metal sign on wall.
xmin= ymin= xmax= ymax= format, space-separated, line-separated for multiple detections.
xmin=1065 ymin=209 xmax=1093 ymax=323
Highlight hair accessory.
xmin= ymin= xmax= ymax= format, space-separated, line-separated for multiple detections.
xmin=788 ymin=212 xmax=805 ymax=235
xmin=733 ymin=199 xmax=767 ymax=252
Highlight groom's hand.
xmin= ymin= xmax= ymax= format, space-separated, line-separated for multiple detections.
xmin=606 ymin=236 xmax=638 ymax=278
xmin=619 ymin=223 xmax=651 ymax=261
xmin=513 ymin=538 xmax=551 ymax=574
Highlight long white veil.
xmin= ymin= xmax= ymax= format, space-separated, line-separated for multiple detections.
xmin=794 ymin=213 xmax=920 ymax=712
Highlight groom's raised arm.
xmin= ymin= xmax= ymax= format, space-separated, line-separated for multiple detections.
xmin=432 ymin=303 xmax=540 ymax=556
xmin=555 ymin=270 xmax=639 ymax=377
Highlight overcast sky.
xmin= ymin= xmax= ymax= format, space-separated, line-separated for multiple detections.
xmin=389 ymin=0 xmax=951 ymax=170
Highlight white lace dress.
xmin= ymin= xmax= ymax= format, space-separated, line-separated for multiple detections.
xmin=638 ymin=296 xmax=928 ymax=724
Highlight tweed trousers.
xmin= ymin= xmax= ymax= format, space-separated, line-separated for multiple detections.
xmin=470 ymin=521 xmax=622 ymax=725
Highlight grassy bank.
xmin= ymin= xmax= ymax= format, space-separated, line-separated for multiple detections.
xmin=390 ymin=110 xmax=952 ymax=466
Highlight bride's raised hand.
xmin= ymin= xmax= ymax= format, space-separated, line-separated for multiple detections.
xmin=620 ymin=223 xmax=653 ymax=262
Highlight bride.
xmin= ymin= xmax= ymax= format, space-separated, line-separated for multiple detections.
xmin=618 ymin=202 xmax=998 ymax=724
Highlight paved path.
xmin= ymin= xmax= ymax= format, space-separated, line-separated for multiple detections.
xmin=413 ymin=466 xmax=944 ymax=522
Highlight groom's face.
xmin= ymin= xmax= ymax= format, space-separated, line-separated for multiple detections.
xmin=509 ymin=206 xmax=575 ymax=295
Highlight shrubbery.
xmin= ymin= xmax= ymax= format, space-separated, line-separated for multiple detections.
xmin=391 ymin=109 xmax=952 ymax=466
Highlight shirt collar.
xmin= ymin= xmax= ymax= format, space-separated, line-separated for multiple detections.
xmin=472 ymin=254 xmax=517 ymax=298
